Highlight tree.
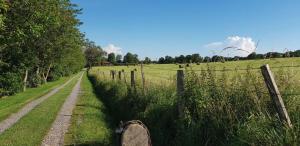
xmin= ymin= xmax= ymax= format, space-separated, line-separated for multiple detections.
xmin=164 ymin=56 xmax=174 ymax=64
xmin=123 ymin=52 xmax=138 ymax=64
xmin=185 ymin=55 xmax=192 ymax=63
xmin=144 ymin=57 xmax=151 ymax=64
xmin=0 ymin=0 xmax=7 ymax=31
xmin=247 ymin=52 xmax=257 ymax=60
xmin=133 ymin=54 xmax=139 ymax=63
xmin=107 ymin=53 xmax=116 ymax=64
xmin=191 ymin=53 xmax=203 ymax=63
xmin=116 ymin=54 xmax=122 ymax=63
xmin=203 ymin=56 xmax=211 ymax=62
xmin=158 ymin=57 xmax=165 ymax=64
xmin=176 ymin=55 xmax=186 ymax=63
xmin=84 ymin=48 xmax=102 ymax=69
xmin=291 ymin=50 xmax=300 ymax=57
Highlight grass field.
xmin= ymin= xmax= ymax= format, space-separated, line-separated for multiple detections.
xmin=93 ymin=58 xmax=300 ymax=85
xmin=0 ymin=76 xmax=72 ymax=122
xmin=0 ymin=73 xmax=82 ymax=146
xmin=88 ymin=57 xmax=300 ymax=145
xmin=65 ymin=73 xmax=113 ymax=146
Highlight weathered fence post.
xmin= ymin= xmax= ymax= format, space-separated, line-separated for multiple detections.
xmin=261 ymin=64 xmax=292 ymax=128
xmin=118 ymin=71 xmax=122 ymax=80
xmin=111 ymin=70 xmax=116 ymax=80
xmin=131 ymin=70 xmax=135 ymax=87
xmin=123 ymin=70 xmax=127 ymax=83
xmin=102 ymin=71 xmax=105 ymax=79
xmin=141 ymin=63 xmax=146 ymax=94
xmin=177 ymin=70 xmax=184 ymax=118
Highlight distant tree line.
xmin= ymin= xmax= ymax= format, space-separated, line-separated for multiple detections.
xmin=85 ymin=49 xmax=300 ymax=67
xmin=154 ymin=50 xmax=300 ymax=64
xmin=0 ymin=0 xmax=85 ymax=96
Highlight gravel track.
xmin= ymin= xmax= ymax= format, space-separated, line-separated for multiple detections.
xmin=0 ymin=74 xmax=79 ymax=134
xmin=41 ymin=73 xmax=84 ymax=146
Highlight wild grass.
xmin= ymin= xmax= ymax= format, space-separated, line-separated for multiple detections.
xmin=88 ymin=58 xmax=300 ymax=145
xmin=0 ymin=73 xmax=81 ymax=146
xmin=0 ymin=75 xmax=71 ymax=122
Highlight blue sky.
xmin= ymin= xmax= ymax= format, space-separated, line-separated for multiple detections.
xmin=72 ymin=0 xmax=300 ymax=60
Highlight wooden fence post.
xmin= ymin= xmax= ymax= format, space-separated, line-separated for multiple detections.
xmin=177 ymin=70 xmax=184 ymax=118
xmin=141 ymin=63 xmax=146 ymax=94
xmin=118 ymin=71 xmax=122 ymax=80
xmin=102 ymin=71 xmax=105 ymax=79
xmin=123 ymin=70 xmax=127 ymax=83
xmin=131 ymin=70 xmax=135 ymax=87
xmin=111 ymin=70 xmax=116 ymax=80
xmin=261 ymin=64 xmax=292 ymax=128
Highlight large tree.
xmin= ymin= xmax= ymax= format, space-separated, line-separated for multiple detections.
xmin=116 ymin=54 xmax=122 ymax=63
xmin=123 ymin=52 xmax=139 ymax=64
xmin=191 ymin=53 xmax=203 ymax=63
xmin=108 ymin=53 xmax=116 ymax=64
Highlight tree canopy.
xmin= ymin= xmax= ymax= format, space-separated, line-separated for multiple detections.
xmin=0 ymin=0 xmax=85 ymax=96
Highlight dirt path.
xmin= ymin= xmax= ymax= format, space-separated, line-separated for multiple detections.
xmin=0 ymin=74 xmax=79 ymax=134
xmin=41 ymin=73 xmax=84 ymax=146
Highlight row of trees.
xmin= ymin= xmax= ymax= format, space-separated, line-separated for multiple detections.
xmin=0 ymin=0 xmax=85 ymax=96
xmin=156 ymin=50 xmax=300 ymax=64
xmin=84 ymin=47 xmax=140 ymax=67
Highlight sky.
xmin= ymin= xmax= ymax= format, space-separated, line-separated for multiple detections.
xmin=72 ymin=0 xmax=300 ymax=60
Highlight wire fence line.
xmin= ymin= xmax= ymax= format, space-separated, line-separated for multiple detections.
xmin=94 ymin=64 xmax=300 ymax=95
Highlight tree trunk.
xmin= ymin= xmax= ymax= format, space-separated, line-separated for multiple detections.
xmin=36 ymin=67 xmax=40 ymax=75
xmin=43 ymin=64 xmax=52 ymax=83
xmin=23 ymin=69 xmax=28 ymax=91
xmin=41 ymin=73 xmax=46 ymax=84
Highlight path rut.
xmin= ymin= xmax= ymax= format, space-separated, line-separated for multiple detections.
xmin=0 ymin=74 xmax=78 ymax=134
xmin=41 ymin=73 xmax=84 ymax=146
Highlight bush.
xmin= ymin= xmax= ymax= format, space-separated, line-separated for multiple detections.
xmin=0 ymin=72 xmax=22 ymax=96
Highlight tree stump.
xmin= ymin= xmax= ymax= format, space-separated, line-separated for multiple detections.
xmin=120 ymin=120 xmax=152 ymax=146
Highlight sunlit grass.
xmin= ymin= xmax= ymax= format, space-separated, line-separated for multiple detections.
xmin=65 ymin=73 xmax=113 ymax=146
xmin=0 ymin=73 xmax=81 ymax=146
xmin=0 ymin=76 xmax=72 ymax=122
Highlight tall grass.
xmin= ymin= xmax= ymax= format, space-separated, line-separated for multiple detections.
xmin=89 ymin=65 xmax=300 ymax=146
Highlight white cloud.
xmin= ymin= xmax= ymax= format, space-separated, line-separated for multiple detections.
xmin=204 ymin=36 xmax=256 ymax=57
xmin=103 ymin=44 xmax=123 ymax=55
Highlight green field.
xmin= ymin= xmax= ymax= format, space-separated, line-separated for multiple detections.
xmin=87 ymin=58 xmax=300 ymax=146
xmin=92 ymin=58 xmax=300 ymax=85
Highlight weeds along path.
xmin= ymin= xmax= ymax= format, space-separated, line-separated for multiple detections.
xmin=0 ymin=74 xmax=79 ymax=134
xmin=41 ymin=72 xmax=84 ymax=146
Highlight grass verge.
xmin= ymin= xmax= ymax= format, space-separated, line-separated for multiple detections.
xmin=0 ymin=75 xmax=72 ymax=122
xmin=64 ymin=72 xmax=114 ymax=146
xmin=0 ymin=73 xmax=82 ymax=146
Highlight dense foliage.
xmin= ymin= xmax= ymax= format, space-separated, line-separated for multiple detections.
xmin=0 ymin=0 xmax=85 ymax=96
xmin=89 ymin=65 xmax=300 ymax=146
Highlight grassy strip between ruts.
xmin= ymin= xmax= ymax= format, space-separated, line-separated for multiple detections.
xmin=0 ymin=75 xmax=73 ymax=122
xmin=0 ymin=73 xmax=82 ymax=146
xmin=64 ymin=72 xmax=114 ymax=146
